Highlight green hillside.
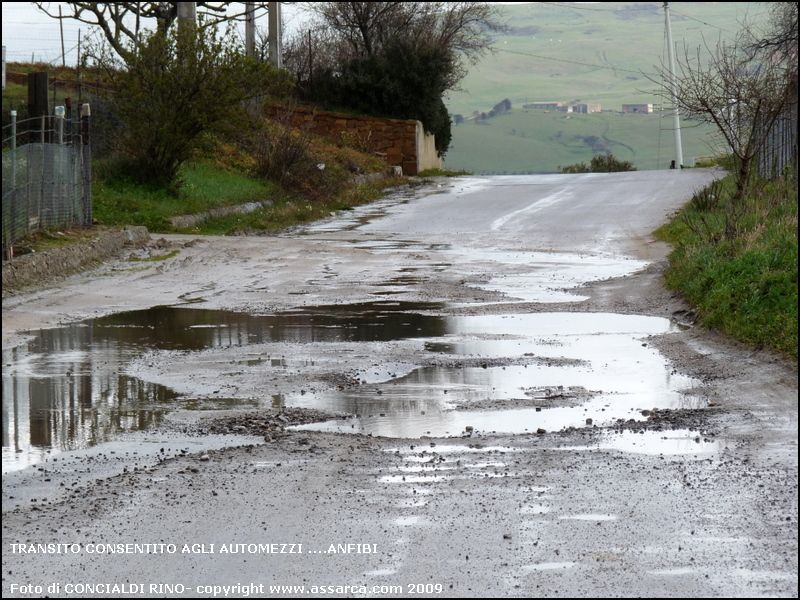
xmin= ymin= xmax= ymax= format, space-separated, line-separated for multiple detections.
xmin=448 ymin=109 xmax=722 ymax=174
xmin=445 ymin=1 xmax=769 ymax=173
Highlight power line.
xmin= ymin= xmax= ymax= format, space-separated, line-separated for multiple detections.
xmin=536 ymin=2 xmax=736 ymax=35
xmin=497 ymin=48 xmax=652 ymax=76
xmin=536 ymin=2 xmax=617 ymax=12
xmin=669 ymin=10 xmax=734 ymax=34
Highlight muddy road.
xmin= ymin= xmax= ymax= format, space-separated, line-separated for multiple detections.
xmin=2 ymin=171 xmax=797 ymax=597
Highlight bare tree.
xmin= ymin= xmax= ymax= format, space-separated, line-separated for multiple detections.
xmin=307 ymin=2 xmax=411 ymax=58
xmin=287 ymin=2 xmax=502 ymax=90
xmin=34 ymin=2 xmax=276 ymax=62
xmin=652 ymin=30 xmax=794 ymax=204
xmin=280 ymin=26 xmax=341 ymax=85
xmin=748 ymin=2 xmax=798 ymax=71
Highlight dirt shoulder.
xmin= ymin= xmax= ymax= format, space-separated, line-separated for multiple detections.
xmin=2 ymin=226 xmax=150 ymax=296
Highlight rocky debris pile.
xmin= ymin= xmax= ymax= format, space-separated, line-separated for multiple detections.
xmin=205 ymin=408 xmax=341 ymax=441
xmin=554 ymin=406 xmax=721 ymax=438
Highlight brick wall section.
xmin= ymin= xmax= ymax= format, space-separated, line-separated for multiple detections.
xmin=266 ymin=105 xmax=422 ymax=175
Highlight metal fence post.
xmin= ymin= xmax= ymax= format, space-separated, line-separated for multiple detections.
xmin=10 ymin=110 xmax=16 ymax=186
xmin=55 ymin=105 xmax=65 ymax=144
xmin=80 ymin=103 xmax=92 ymax=226
xmin=9 ymin=110 xmax=18 ymax=255
xmin=54 ymin=106 xmax=67 ymax=221
xmin=38 ymin=115 xmax=46 ymax=231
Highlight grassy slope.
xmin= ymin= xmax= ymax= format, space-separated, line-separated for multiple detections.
xmin=656 ymin=175 xmax=798 ymax=358
xmin=445 ymin=2 xmax=768 ymax=173
xmin=92 ymin=129 xmax=401 ymax=235
xmin=93 ymin=161 xmax=277 ymax=232
xmin=448 ymin=109 xmax=719 ymax=173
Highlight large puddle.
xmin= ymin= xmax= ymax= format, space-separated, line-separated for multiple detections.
xmin=293 ymin=312 xmax=702 ymax=437
xmin=3 ymin=303 xmax=703 ymax=470
xmin=2 ymin=302 xmax=441 ymax=470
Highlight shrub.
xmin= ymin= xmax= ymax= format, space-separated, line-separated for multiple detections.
xmin=559 ymin=162 xmax=590 ymax=173
xmin=559 ymin=153 xmax=636 ymax=173
xmin=589 ymin=153 xmax=636 ymax=172
xmin=104 ymin=26 xmax=291 ymax=187
xmin=244 ymin=112 xmax=386 ymax=201
xmin=247 ymin=117 xmax=313 ymax=186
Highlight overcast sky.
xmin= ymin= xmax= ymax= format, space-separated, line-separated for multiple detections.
xmin=1 ymin=2 xmax=311 ymax=65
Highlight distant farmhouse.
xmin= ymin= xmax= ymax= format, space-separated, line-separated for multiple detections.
xmin=621 ymin=103 xmax=654 ymax=114
xmin=523 ymin=101 xmax=602 ymax=113
xmin=523 ymin=101 xmax=563 ymax=111
xmin=571 ymin=103 xmax=602 ymax=114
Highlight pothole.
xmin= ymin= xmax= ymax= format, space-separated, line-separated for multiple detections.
xmin=3 ymin=304 xmax=708 ymax=469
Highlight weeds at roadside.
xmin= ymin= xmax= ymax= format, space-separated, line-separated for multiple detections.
xmin=656 ymin=172 xmax=798 ymax=358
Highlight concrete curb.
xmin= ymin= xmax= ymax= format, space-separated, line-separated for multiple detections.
xmin=1 ymin=226 xmax=150 ymax=296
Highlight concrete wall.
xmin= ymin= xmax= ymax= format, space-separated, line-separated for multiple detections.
xmin=416 ymin=122 xmax=443 ymax=173
xmin=266 ymin=105 xmax=440 ymax=175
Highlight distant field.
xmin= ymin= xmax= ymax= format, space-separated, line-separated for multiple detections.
xmin=447 ymin=109 xmax=723 ymax=173
xmin=445 ymin=1 xmax=767 ymax=173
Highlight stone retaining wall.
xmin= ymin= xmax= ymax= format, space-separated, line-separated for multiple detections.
xmin=2 ymin=226 xmax=149 ymax=295
xmin=266 ymin=105 xmax=441 ymax=175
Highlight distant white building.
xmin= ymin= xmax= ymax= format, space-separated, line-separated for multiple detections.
xmin=622 ymin=103 xmax=653 ymax=114
xmin=571 ymin=103 xmax=602 ymax=113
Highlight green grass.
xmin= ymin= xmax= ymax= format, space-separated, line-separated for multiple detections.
xmin=417 ymin=168 xmax=472 ymax=177
xmin=92 ymin=123 xmax=405 ymax=235
xmin=7 ymin=227 xmax=99 ymax=256
xmin=444 ymin=2 xmax=766 ymax=173
xmin=656 ymin=174 xmax=798 ymax=359
xmin=445 ymin=109 xmax=722 ymax=173
xmin=93 ymin=161 xmax=278 ymax=232
xmin=448 ymin=2 xmax=767 ymax=115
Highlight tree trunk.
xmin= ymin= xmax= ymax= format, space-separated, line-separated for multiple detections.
xmin=727 ymin=156 xmax=752 ymax=240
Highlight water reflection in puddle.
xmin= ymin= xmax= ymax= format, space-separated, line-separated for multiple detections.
xmin=2 ymin=302 xmax=442 ymax=469
xmin=296 ymin=312 xmax=703 ymax=437
xmin=3 ymin=302 xmax=704 ymax=469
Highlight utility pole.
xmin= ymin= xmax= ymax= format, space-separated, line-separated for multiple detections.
xmin=268 ymin=2 xmax=282 ymax=68
xmin=58 ymin=5 xmax=66 ymax=67
xmin=177 ymin=2 xmax=197 ymax=32
xmin=77 ymin=29 xmax=82 ymax=102
xmin=245 ymin=2 xmax=255 ymax=58
xmin=135 ymin=2 xmax=141 ymax=54
xmin=663 ymin=2 xmax=684 ymax=169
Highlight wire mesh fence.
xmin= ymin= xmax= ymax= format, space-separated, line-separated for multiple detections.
xmin=2 ymin=109 xmax=92 ymax=255
xmin=758 ymin=100 xmax=798 ymax=180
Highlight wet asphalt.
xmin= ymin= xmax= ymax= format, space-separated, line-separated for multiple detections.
xmin=2 ymin=170 xmax=797 ymax=597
